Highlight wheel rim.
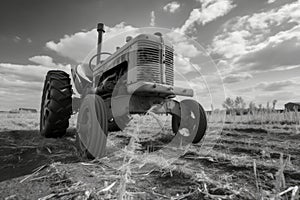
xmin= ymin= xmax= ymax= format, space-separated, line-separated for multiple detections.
xmin=172 ymin=100 xmax=206 ymax=144
xmin=78 ymin=107 xmax=92 ymax=150
xmin=77 ymin=95 xmax=108 ymax=159
xmin=179 ymin=109 xmax=199 ymax=139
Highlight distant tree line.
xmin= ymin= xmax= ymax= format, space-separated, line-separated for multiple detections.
xmin=222 ymin=96 xmax=278 ymax=115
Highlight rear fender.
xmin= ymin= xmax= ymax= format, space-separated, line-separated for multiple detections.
xmin=71 ymin=65 xmax=92 ymax=95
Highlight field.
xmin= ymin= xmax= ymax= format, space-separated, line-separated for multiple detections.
xmin=0 ymin=111 xmax=299 ymax=200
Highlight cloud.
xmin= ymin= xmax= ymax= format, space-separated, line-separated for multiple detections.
xmin=236 ymin=31 xmax=300 ymax=72
xmin=13 ymin=36 xmax=21 ymax=43
xmin=0 ymin=63 xmax=51 ymax=83
xmin=150 ymin=11 xmax=155 ymax=26
xmin=166 ymin=31 xmax=206 ymax=58
xmin=253 ymin=78 xmax=300 ymax=107
xmin=255 ymin=80 xmax=295 ymax=91
xmin=0 ymin=76 xmax=43 ymax=92
xmin=210 ymin=1 xmax=300 ymax=73
xmin=46 ymin=22 xmax=138 ymax=63
xmin=0 ymin=60 xmax=70 ymax=83
xmin=0 ymin=84 xmax=43 ymax=111
xmin=223 ymin=73 xmax=252 ymax=84
xmin=29 ymin=55 xmax=55 ymax=67
xmin=211 ymin=1 xmax=300 ymax=58
xmin=163 ymin=1 xmax=180 ymax=13
xmin=175 ymin=41 xmax=202 ymax=58
xmin=29 ymin=55 xmax=72 ymax=70
xmin=0 ymin=56 xmax=71 ymax=109
xmin=267 ymin=0 xmax=277 ymax=4
xmin=176 ymin=0 xmax=236 ymax=35
xmin=174 ymin=56 xmax=196 ymax=74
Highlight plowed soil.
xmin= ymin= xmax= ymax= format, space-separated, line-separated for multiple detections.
xmin=0 ymin=113 xmax=299 ymax=199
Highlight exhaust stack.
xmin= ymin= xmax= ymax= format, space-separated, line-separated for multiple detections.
xmin=96 ymin=23 xmax=105 ymax=65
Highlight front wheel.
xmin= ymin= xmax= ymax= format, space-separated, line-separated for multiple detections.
xmin=76 ymin=95 xmax=108 ymax=159
xmin=172 ymin=99 xmax=207 ymax=144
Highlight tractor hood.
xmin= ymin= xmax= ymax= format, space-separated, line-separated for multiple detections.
xmin=93 ymin=33 xmax=173 ymax=73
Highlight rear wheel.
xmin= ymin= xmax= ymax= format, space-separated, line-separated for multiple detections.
xmin=76 ymin=95 xmax=108 ymax=159
xmin=172 ymin=99 xmax=207 ymax=143
xmin=40 ymin=70 xmax=72 ymax=138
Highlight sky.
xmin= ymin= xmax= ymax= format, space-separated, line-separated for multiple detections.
xmin=0 ymin=0 xmax=300 ymax=111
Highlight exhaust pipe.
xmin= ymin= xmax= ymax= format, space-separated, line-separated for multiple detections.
xmin=96 ymin=23 xmax=105 ymax=65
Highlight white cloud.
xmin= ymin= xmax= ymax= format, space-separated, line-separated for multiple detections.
xmin=46 ymin=22 xmax=138 ymax=63
xmin=210 ymin=1 xmax=300 ymax=73
xmin=211 ymin=1 xmax=300 ymax=58
xmin=166 ymin=31 xmax=205 ymax=58
xmin=0 ymin=63 xmax=49 ymax=83
xmin=13 ymin=36 xmax=21 ymax=43
xmin=150 ymin=11 xmax=155 ymax=26
xmin=163 ymin=1 xmax=180 ymax=13
xmin=0 ymin=56 xmax=71 ymax=109
xmin=46 ymin=29 xmax=97 ymax=63
xmin=29 ymin=55 xmax=72 ymax=70
xmin=211 ymin=30 xmax=251 ymax=59
xmin=255 ymin=80 xmax=295 ymax=91
xmin=267 ymin=0 xmax=277 ymax=4
xmin=174 ymin=56 xmax=195 ymax=74
xmin=176 ymin=0 xmax=236 ymax=35
xmin=29 ymin=55 xmax=55 ymax=67
xmin=0 ymin=58 xmax=70 ymax=84
xmin=175 ymin=41 xmax=202 ymax=58
xmin=223 ymin=73 xmax=252 ymax=84
xmin=27 ymin=38 xmax=32 ymax=43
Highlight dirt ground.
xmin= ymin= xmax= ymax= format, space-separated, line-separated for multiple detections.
xmin=0 ymin=113 xmax=299 ymax=200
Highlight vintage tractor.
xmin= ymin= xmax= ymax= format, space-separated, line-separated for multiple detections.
xmin=40 ymin=23 xmax=207 ymax=158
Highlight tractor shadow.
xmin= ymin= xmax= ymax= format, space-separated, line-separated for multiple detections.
xmin=0 ymin=128 xmax=80 ymax=182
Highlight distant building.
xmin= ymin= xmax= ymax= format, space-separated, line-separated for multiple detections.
xmin=9 ymin=109 xmax=19 ymax=113
xmin=18 ymin=108 xmax=38 ymax=113
xmin=284 ymin=102 xmax=300 ymax=111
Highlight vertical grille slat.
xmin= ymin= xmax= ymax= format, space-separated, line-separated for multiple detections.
xmin=165 ymin=46 xmax=174 ymax=85
xmin=137 ymin=40 xmax=174 ymax=85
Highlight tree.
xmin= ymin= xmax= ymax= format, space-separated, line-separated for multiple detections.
xmin=266 ymin=101 xmax=270 ymax=110
xmin=234 ymin=96 xmax=246 ymax=110
xmin=249 ymin=101 xmax=257 ymax=114
xmin=272 ymin=99 xmax=278 ymax=110
xmin=222 ymin=97 xmax=234 ymax=113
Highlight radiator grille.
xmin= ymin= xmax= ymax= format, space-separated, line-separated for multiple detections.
xmin=137 ymin=40 xmax=174 ymax=85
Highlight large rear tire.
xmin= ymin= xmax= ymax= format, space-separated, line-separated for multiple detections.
xmin=76 ymin=95 xmax=108 ymax=159
xmin=40 ymin=70 xmax=72 ymax=138
xmin=172 ymin=99 xmax=207 ymax=143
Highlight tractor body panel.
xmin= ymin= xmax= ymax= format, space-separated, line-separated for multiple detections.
xmin=91 ymin=33 xmax=191 ymax=97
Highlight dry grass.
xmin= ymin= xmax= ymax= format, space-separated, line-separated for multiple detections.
xmin=0 ymin=112 xmax=39 ymax=131
xmin=208 ymin=109 xmax=300 ymax=125
xmin=1 ymin=108 xmax=300 ymax=199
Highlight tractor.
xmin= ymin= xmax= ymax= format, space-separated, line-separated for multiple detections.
xmin=40 ymin=23 xmax=207 ymax=158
